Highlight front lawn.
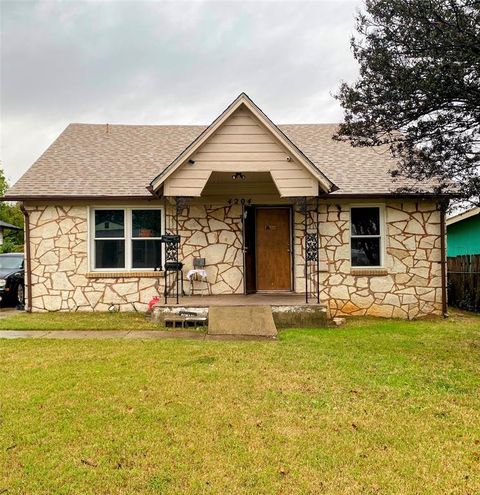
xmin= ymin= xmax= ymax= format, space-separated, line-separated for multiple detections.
xmin=1 ymin=313 xmax=479 ymax=494
xmin=0 ymin=310 xmax=161 ymax=331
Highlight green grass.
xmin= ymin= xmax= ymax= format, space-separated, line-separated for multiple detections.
xmin=0 ymin=311 xmax=161 ymax=331
xmin=1 ymin=313 xmax=480 ymax=494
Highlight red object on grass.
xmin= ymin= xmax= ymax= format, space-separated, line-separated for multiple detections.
xmin=148 ymin=296 xmax=160 ymax=312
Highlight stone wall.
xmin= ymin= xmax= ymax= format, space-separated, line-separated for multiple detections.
xmin=294 ymin=200 xmax=443 ymax=319
xmin=175 ymin=204 xmax=243 ymax=294
xmin=27 ymin=205 xmax=163 ymax=312
xmin=26 ymin=200 xmax=443 ymax=318
xmin=26 ymin=202 xmax=244 ymax=312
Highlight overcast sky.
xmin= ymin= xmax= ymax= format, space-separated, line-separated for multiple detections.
xmin=1 ymin=0 xmax=361 ymax=185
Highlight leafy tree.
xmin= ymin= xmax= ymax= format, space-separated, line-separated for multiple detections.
xmin=335 ymin=0 xmax=480 ymax=205
xmin=0 ymin=166 xmax=24 ymax=252
xmin=0 ymin=238 xmax=22 ymax=254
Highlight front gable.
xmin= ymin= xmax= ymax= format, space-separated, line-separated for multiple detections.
xmin=151 ymin=93 xmax=336 ymax=197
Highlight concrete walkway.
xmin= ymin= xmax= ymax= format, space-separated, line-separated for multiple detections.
xmin=0 ymin=330 xmax=275 ymax=341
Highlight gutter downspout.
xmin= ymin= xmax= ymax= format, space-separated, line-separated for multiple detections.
xmin=439 ymin=200 xmax=448 ymax=318
xmin=20 ymin=203 xmax=32 ymax=312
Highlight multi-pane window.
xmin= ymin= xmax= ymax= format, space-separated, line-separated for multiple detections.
xmin=94 ymin=210 xmax=126 ymax=269
xmin=350 ymin=207 xmax=383 ymax=267
xmin=92 ymin=208 xmax=163 ymax=270
xmin=131 ymin=210 xmax=163 ymax=269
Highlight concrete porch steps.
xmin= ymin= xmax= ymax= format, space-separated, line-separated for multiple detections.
xmin=152 ymin=295 xmax=329 ymax=333
xmin=207 ymin=305 xmax=278 ymax=337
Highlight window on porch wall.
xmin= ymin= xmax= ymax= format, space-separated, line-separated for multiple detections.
xmin=350 ymin=207 xmax=383 ymax=267
xmin=92 ymin=208 xmax=163 ymax=270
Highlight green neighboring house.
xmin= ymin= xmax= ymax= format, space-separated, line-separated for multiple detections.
xmin=446 ymin=207 xmax=480 ymax=257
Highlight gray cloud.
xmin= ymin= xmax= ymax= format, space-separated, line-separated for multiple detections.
xmin=1 ymin=0 xmax=360 ymax=185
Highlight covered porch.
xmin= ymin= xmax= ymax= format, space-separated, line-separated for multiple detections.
xmin=161 ymin=183 xmax=323 ymax=305
xmin=149 ymin=94 xmax=335 ymax=306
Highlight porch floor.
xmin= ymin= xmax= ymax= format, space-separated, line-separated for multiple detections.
xmin=157 ymin=293 xmax=325 ymax=307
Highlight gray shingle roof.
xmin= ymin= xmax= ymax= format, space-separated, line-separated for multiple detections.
xmin=5 ymin=122 xmax=435 ymax=199
xmin=0 ymin=220 xmax=22 ymax=230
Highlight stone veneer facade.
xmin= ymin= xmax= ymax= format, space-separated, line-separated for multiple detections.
xmin=175 ymin=204 xmax=244 ymax=294
xmin=27 ymin=205 xmax=160 ymax=312
xmin=25 ymin=200 xmax=443 ymax=318
xmin=294 ymin=200 xmax=443 ymax=319
xmin=26 ymin=202 xmax=246 ymax=312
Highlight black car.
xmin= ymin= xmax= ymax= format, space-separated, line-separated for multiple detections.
xmin=0 ymin=253 xmax=24 ymax=307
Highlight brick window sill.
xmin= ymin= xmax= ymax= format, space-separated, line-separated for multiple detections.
xmin=86 ymin=271 xmax=163 ymax=279
xmin=350 ymin=268 xmax=389 ymax=276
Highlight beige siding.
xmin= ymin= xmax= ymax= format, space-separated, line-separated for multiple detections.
xmin=163 ymin=107 xmax=319 ymax=197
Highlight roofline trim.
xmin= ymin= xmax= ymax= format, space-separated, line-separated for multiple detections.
xmin=326 ymin=192 xmax=455 ymax=199
xmin=2 ymin=192 xmax=454 ymax=202
xmin=2 ymin=195 xmax=155 ymax=202
xmin=149 ymin=92 xmax=338 ymax=194
xmin=0 ymin=223 xmax=22 ymax=230
xmin=446 ymin=206 xmax=480 ymax=226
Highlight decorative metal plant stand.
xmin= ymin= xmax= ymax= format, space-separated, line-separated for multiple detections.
xmin=161 ymin=234 xmax=183 ymax=304
xmin=295 ymin=197 xmax=321 ymax=304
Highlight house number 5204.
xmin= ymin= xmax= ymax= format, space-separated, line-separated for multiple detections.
xmin=227 ymin=198 xmax=252 ymax=205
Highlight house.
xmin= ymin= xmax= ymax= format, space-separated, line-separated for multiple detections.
xmin=0 ymin=220 xmax=22 ymax=245
xmin=4 ymin=93 xmax=449 ymax=319
xmin=446 ymin=207 xmax=480 ymax=257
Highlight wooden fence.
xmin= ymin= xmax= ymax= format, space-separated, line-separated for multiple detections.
xmin=447 ymin=255 xmax=480 ymax=312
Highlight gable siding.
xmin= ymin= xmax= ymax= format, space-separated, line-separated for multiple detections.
xmin=163 ymin=108 xmax=319 ymax=197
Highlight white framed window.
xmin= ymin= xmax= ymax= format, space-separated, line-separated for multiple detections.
xmin=350 ymin=205 xmax=384 ymax=267
xmin=89 ymin=207 xmax=164 ymax=271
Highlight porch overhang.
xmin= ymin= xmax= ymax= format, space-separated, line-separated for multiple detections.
xmin=149 ymin=93 xmax=338 ymax=197
xmin=162 ymin=171 xmax=320 ymax=199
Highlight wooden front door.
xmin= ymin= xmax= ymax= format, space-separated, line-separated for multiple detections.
xmin=255 ymin=207 xmax=292 ymax=291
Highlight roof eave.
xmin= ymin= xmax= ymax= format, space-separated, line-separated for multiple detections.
xmin=329 ymin=191 xmax=456 ymax=199
xmin=1 ymin=194 xmax=155 ymax=202
xmin=446 ymin=206 xmax=480 ymax=226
